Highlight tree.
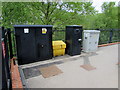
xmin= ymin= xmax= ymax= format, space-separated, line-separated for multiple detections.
xmin=2 ymin=2 xmax=96 ymax=28
xmin=2 ymin=2 xmax=33 ymax=28
xmin=101 ymin=2 xmax=118 ymax=29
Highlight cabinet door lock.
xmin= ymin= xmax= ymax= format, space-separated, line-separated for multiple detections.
xmin=41 ymin=45 xmax=44 ymax=47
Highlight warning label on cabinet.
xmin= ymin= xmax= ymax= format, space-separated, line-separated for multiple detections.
xmin=24 ymin=28 xmax=29 ymax=33
xmin=42 ymin=28 xmax=47 ymax=34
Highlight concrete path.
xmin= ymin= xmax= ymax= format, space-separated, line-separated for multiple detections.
xmin=23 ymin=44 xmax=118 ymax=88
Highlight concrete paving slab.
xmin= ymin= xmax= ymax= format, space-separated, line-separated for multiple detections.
xmin=23 ymin=44 xmax=118 ymax=88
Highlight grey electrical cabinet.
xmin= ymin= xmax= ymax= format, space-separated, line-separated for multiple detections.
xmin=65 ymin=25 xmax=83 ymax=56
xmin=83 ymin=30 xmax=100 ymax=52
xmin=14 ymin=25 xmax=53 ymax=65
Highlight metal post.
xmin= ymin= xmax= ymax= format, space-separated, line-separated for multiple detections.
xmin=7 ymin=28 xmax=12 ymax=89
xmin=1 ymin=28 xmax=12 ymax=89
xmin=7 ymin=28 xmax=13 ymax=59
xmin=1 ymin=27 xmax=8 ymax=89
xmin=109 ymin=29 xmax=113 ymax=43
xmin=12 ymin=30 xmax=16 ymax=56
xmin=5 ymin=29 xmax=12 ymax=89
xmin=0 ymin=27 xmax=2 ymax=90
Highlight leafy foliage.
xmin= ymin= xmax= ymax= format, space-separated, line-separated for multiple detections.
xmin=2 ymin=2 xmax=119 ymax=42
xmin=2 ymin=2 xmax=97 ymax=28
xmin=93 ymin=2 xmax=118 ymax=29
xmin=1 ymin=2 xmax=119 ymax=45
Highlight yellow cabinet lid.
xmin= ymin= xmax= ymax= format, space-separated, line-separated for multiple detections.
xmin=52 ymin=40 xmax=66 ymax=49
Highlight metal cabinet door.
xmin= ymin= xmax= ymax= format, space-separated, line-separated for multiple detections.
xmin=35 ymin=27 xmax=52 ymax=61
xmin=89 ymin=33 xmax=98 ymax=52
xmin=15 ymin=27 xmax=36 ymax=64
xmin=72 ymin=28 xmax=82 ymax=55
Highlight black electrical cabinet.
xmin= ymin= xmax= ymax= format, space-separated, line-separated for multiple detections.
xmin=14 ymin=25 xmax=53 ymax=65
xmin=65 ymin=25 xmax=83 ymax=56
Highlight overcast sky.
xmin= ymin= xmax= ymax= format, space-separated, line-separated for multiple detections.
xmin=92 ymin=0 xmax=119 ymax=13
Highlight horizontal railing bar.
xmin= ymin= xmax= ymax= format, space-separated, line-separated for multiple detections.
xmin=53 ymin=29 xmax=120 ymax=31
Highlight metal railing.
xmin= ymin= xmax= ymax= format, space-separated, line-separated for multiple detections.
xmin=1 ymin=27 xmax=13 ymax=90
xmin=10 ymin=28 xmax=120 ymax=57
xmin=1 ymin=27 xmax=120 ymax=89
xmin=2 ymin=27 xmax=120 ymax=60
xmin=52 ymin=28 xmax=120 ymax=44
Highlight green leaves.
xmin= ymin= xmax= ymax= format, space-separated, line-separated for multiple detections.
xmin=2 ymin=2 xmax=33 ymax=28
xmin=2 ymin=2 xmax=97 ymax=28
xmin=3 ymin=2 xmax=118 ymax=29
xmin=91 ymin=2 xmax=118 ymax=29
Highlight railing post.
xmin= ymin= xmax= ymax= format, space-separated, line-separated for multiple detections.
xmin=0 ymin=27 xmax=2 ymax=90
xmin=109 ymin=29 xmax=113 ymax=43
xmin=7 ymin=28 xmax=13 ymax=59
xmin=2 ymin=27 xmax=12 ymax=89
xmin=1 ymin=27 xmax=8 ymax=89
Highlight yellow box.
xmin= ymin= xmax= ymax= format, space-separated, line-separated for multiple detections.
xmin=52 ymin=41 xmax=66 ymax=57
xmin=53 ymin=49 xmax=65 ymax=57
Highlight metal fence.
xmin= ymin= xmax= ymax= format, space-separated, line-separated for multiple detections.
xmin=2 ymin=28 xmax=120 ymax=58
xmin=52 ymin=28 xmax=120 ymax=44
xmin=10 ymin=28 xmax=120 ymax=57
xmin=1 ymin=27 xmax=120 ymax=89
xmin=1 ymin=27 xmax=13 ymax=90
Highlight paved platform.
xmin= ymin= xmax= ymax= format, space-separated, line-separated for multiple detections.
xmin=20 ymin=44 xmax=118 ymax=88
